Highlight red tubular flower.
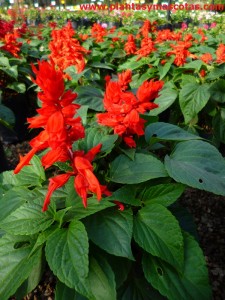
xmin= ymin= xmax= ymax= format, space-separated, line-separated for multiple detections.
xmin=136 ymin=37 xmax=156 ymax=59
xmin=14 ymin=60 xmax=103 ymax=211
xmin=43 ymin=173 xmax=71 ymax=211
xmin=1 ymin=33 xmax=22 ymax=58
xmin=167 ymin=41 xmax=194 ymax=67
xmin=97 ymin=73 xmax=163 ymax=147
xmin=200 ymin=53 xmax=213 ymax=64
xmin=124 ymin=34 xmax=137 ymax=55
xmin=118 ymin=70 xmax=132 ymax=91
xmin=216 ymin=44 xmax=225 ymax=64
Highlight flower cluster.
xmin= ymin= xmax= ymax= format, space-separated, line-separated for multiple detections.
xmin=49 ymin=21 xmax=89 ymax=76
xmin=1 ymin=32 xmax=22 ymax=58
xmin=97 ymin=70 xmax=163 ymax=147
xmin=14 ymin=60 xmax=103 ymax=211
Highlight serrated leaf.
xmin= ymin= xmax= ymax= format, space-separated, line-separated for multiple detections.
xmin=143 ymin=232 xmax=211 ymax=300
xmin=75 ymin=86 xmax=104 ymax=111
xmin=0 ymin=234 xmax=42 ymax=300
xmin=140 ymin=183 xmax=185 ymax=207
xmin=14 ymin=155 xmax=46 ymax=187
xmin=45 ymin=220 xmax=91 ymax=298
xmin=158 ymin=59 xmax=173 ymax=80
xmin=134 ymin=204 xmax=184 ymax=271
xmin=165 ymin=140 xmax=225 ymax=196
xmin=206 ymin=64 xmax=225 ymax=81
xmin=179 ymin=82 xmax=210 ymax=124
xmin=0 ymin=197 xmax=54 ymax=235
xmin=108 ymin=185 xmax=141 ymax=206
xmin=0 ymin=187 xmax=29 ymax=221
xmin=110 ymin=153 xmax=168 ymax=184
xmin=145 ymin=122 xmax=201 ymax=142
xmin=150 ymin=82 xmax=178 ymax=116
xmin=84 ymin=208 xmax=134 ymax=259
xmin=89 ymin=256 xmax=116 ymax=300
xmin=78 ymin=126 xmax=118 ymax=154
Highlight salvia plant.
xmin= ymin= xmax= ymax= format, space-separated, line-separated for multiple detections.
xmin=1 ymin=16 xmax=225 ymax=300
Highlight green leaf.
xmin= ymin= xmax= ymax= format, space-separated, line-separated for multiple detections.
xmin=140 ymin=183 xmax=185 ymax=207
xmin=150 ymin=82 xmax=178 ymax=116
xmin=0 ymin=104 xmax=15 ymax=125
xmin=165 ymin=140 xmax=225 ymax=196
xmin=182 ymin=60 xmax=203 ymax=71
xmin=90 ymin=62 xmax=114 ymax=70
xmin=0 ymin=57 xmax=10 ymax=67
xmin=209 ymin=79 xmax=225 ymax=103
xmin=118 ymin=56 xmax=151 ymax=71
xmin=75 ymin=86 xmax=104 ymax=111
xmin=45 ymin=219 xmax=91 ymax=298
xmin=0 ymin=234 xmax=42 ymax=300
xmin=0 ymin=170 xmax=17 ymax=189
xmin=158 ymin=59 xmax=173 ymax=80
xmin=14 ymin=251 xmax=44 ymax=299
xmin=78 ymin=126 xmax=118 ymax=154
xmin=89 ymin=256 xmax=116 ymax=300
xmin=143 ymin=232 xmax=211 ymax=300
xmin=112 ymin=49 xmax=126 ymax=59
xmin=84 ymin=208 xmax=134 ymax=260
xmin=0 ymin=197 xmax=54 ymax=235
xmin=64 ymin=66 xmax=90 ymax=82
xmin=3 ymin=65 xmax=18 ymax=80
xmin=134 ymin=204 xmax=184 ymax=271
xmin=145 ymin=122 xmax=201 ymax=142
xmin=206 ymin=64 xmax=225 ymax=81
xmin=14 ymin=155 xmax=46 ymax=187
xmin=110 ymin=153 xmax=168 ymax=184
xmin=0 ymin=187 xmax=29 ymax=222
xmin=55 ymin=281 xmax=87 ymax=300
xmin=179 ymin=82 xmax=210 ymax=124
xmin=7 ymin=82 xmax=26 ymax=93
xmin=108 ymin=185 xmax=141 ymax=206
xmin=213 ymin=108 xmax=225 ymax=143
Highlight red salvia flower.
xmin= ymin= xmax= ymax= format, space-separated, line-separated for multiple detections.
xmin=216 ymin=44 xmax=225 ymax=64
xmin=97 ymin=72 xmax=163 ymax=147
xmin=124 ymin=34 xmax=137 ymax=55
xmin=136 ymin=36 xmax=156 ymax=59
xmin=167 ymin=41 xmax=194 ymax=67
xmin=1 ymin=32 xmax=22 ymax=58
xmin=14 ymin=60 xmax=102 ymax=211
xmin=200 ymin=53 xmax=213 ymax=64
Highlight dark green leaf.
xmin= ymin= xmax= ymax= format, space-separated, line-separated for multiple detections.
xmin=84 ymin=208 xmax=134 ymax=259
xmin=145 ymin=122 xmax=201 ymax=142
xmin=179 ymin=83 xmax=210 ymax=123
xmin=213 ymin=108 xmax=225 ymax=143
xmin=7 ymin=82 xmax=26 ymax=93
xmin=134 ymin=204 xmax=184 ymax=271
xmin=0 ymin=57 xmax=10 ymax=67
xmin=143 ymin=232 xmax=211 ymax=300
xmin=55 ymin=281 xmax=87 ymax=300
xmin=89 ymin=256 xmax=116 ymax=300
xmin=110 ymin=153 xmax=168 ymax=184
xmin=150 ymin=82 xmax=178 ymax=116
xmin=75 ymin=86 xmax=104 ymax=111
xmin=0 ymin=104 xmax=15 ymax=125
xmin=209 ymin=79 xmax=225 ymax=103
xmin=112 ymin=49 xmax=126 ymax=59
xmin=140 ymin=183 xmax=185 ymax=207
xmin=0 ymin=197 xmax=54 ymax=235
xmin=165 ymin=140 xmax=225 ymax=196
xmin=0 ymin=234 xmax=42 ymax=300
xmin=45 ymin=220 xmax=91 ymax=298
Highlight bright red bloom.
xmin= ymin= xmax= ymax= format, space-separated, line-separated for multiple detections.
xmin=91 ymin=23 xmax=107 ymax=42
xmin=167 ymin=41 xmax=194 ymax=67
xmin=200 ymin=53 xmax=213 ymax=64
xmin=14 ymin=60 xmax=103 ymax=210
xmin=49 ymin=22 xmax=89 ymax=77
xmin=118 ymin=70 xmax=132 ymax=91
xmin=216 ymin=44 xmax=225 ymax=64
xmin=97 ymin=73 xmax=163 ymax=147
xmin=124 ymin=34 xmax=137 ymax=55
xmin=1 ymin=33 xmax=22 ymax=58
xmin=0 ymin=20 xmax=14 ymax=38
xmin=136 ymin=37 xmax=155 ymax=59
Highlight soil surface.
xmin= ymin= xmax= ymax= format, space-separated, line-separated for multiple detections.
xmin=2 ymin=141 xmax=225 ymax=300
